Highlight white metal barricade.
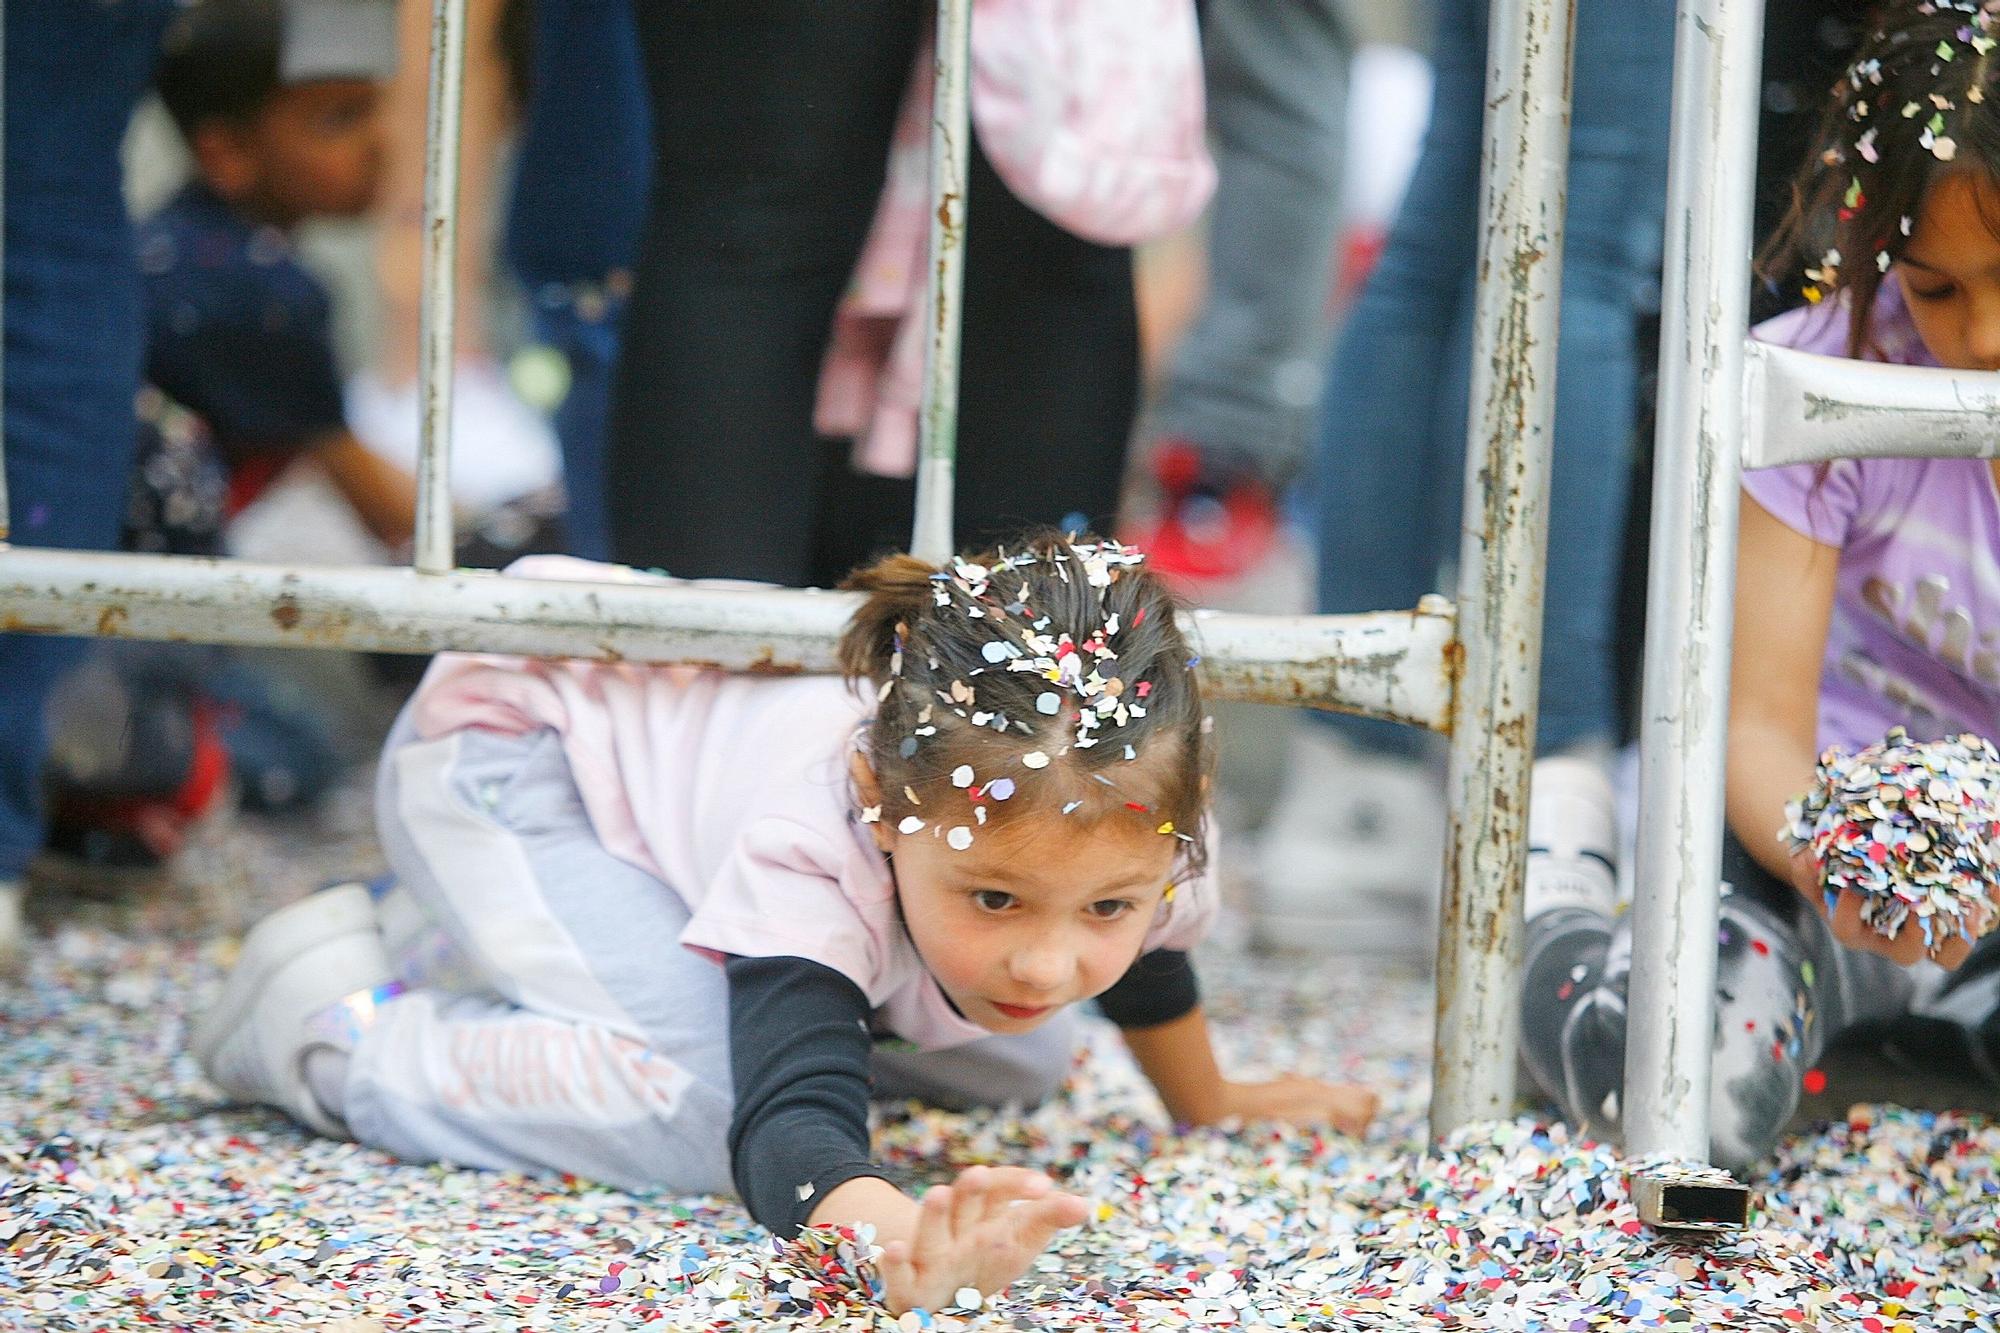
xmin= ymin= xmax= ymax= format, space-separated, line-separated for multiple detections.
xmin=1627 ymin=0 xmax=2000 ymax=1227
xmin=0 ymin=1 xmax=1573 ymax=1174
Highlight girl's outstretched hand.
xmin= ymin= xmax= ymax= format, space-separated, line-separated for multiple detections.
xmin=876 ymin=1165 xmax=1090 ymax=1315
xmin=1217 ymin=1075 xmax=1378 ymax=1136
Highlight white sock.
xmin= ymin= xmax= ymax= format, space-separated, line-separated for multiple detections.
xmin=1525 ymin=756 xmax=1618 ymax=920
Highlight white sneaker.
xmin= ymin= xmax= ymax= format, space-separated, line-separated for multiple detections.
xmin=191 ymin=883 xmax=391 ymax=1137
xmin=0 ymin=879 xmax=23 ymax=978
xmin=1251 ymin=726 xmax=1445 ymax=956
xmin=1524 ymin=755 xmax=1619 ymax=922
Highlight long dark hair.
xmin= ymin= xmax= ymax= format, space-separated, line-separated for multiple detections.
xmin=1758 ymin=1 xmax=2000 ymax=357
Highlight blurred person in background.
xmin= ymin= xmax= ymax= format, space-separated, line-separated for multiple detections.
xmin=40 ymin=0 xmax=402 ymax=873
xmin=499 ymin=0 xmax=650 ymax=563
xmin=1256 ymin=0 xmax=1677 ymax=955
xmin=0 ymin=0 xmax=182 ymax=969
xmin=604 ymin=1 xmax=1215 ymax=590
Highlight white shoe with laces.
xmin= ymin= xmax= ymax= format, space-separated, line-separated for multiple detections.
xmin=191 ymin=883 xmax=392 ymax=1137
xmin=1525 ymin=755 xmax=1620 ymax=923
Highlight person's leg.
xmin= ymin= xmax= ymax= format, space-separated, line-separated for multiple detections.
xmin=869 ymin=1009 xmax=1080 ymax=1113
xmin=806 ymin=139 xmax=1141 ymax=586
xmin=609 ymin=0 xmax=926 ymax=583
xmin=1149 ymin=0 xmax=1353 ymax=489
xmin=1519 ymin=829 xmax=1916 ymax=1170
xmin=345 ymin=721 xmax=735 ymax=1194
xmin=0 ymin=373 xmax=149 ymax=946
xmin=1531 ymin=0 xmax=1675 ymax=756
xmin=1309 ymin=4 xmax=1486 ymax=761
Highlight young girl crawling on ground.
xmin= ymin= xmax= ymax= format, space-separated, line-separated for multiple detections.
xmin=194 ymin=534 xmax=1377 ymax=1311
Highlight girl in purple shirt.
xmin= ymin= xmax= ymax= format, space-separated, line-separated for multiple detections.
xmin=1522 ymin=0 xmax=2000 ymax=1172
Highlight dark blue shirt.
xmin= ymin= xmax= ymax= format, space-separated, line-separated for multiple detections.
xmin=138 ymin=183 xmax=347 ymax=465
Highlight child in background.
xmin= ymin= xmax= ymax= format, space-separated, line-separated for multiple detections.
xmin=36 ymin=0 xmax=403 ymax=868
xmin=192 ymin=535 xmax=1377 ymax=1312
xmin=143 ymin=0 xmax=412 ymax=551
xmin=1520 ymin=0 xmax=2000 ymax=1171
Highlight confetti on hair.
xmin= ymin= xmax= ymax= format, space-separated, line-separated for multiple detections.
xmin=1022 ymin=751 xmax=1050 ymax=770
xmin=950 ymin=765 xmax=974 ymax=789
xmin=1782 ymin=727 xmax=2000 ymax=952
xmin=987 ymin=777 xmax=1015 ymax=801
xmin=898 ymin=816 xmax=926 ymax=835
xmin=946 ymin=827 xmax=974 ymax=851
xmin=859 ymin=805 xmax=881 ymax=824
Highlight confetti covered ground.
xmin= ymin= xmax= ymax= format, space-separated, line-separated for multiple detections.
xmin=5 ymin=777 xmax=2000 ymax=1331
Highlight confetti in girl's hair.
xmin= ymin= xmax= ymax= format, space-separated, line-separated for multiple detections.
xmin=1760 ymin=0 xmax=2000 ymax=354
xmin=837 ymin=533 xmax=1212 ymax=864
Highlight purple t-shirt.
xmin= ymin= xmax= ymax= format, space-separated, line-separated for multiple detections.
xmin=1743 ymin=279 xmax=2000 ymax=753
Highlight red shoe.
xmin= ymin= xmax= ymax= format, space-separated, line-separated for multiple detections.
xmin=1124 ymin=439 xmax=1281 ymax=584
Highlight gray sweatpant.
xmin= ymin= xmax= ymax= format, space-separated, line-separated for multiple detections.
xmin=344 ymin=718 xmax=1077 ymax=1196
xmin=1148 ymin=0 xmax=1353 ymax=485
xmin=1519 ymin=833 xmax=2000 ymax=1170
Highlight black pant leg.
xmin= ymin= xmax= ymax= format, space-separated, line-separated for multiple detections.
xmin=608 ymin=1 xmax=926 ymax=583
xmin=806 ymin=140 xmax=1139 ymax=585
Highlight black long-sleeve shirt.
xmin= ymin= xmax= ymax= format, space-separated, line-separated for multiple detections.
xmin=725 ymin=949 xmax=1199 ymax=1235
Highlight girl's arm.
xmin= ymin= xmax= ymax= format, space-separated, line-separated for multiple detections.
xmin=1726 ymin=491 xmax=1990 ymax=967
xmin=727 ymin=955 xmax=1087 ymax=1313
xmin=1121 ymin=1005 xmax=1376 ymax=1134
xmin=308 ymin=431 xmax=420 ymax=549
xmin=1725 ymin=491 xmax=1837 ymax=892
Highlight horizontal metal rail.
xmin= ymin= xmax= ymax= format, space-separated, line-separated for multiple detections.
xmin=1743 ymin=341 xmax=2000 ymax=469
xmin=0 ymin=548 xmax=1458 ymax=726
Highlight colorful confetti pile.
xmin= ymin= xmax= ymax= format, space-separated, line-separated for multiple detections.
xmin=5 ymin=899 xmax=2000 ymax=1330
xmin=1783 ymin=727 xmax=2000 ymax=951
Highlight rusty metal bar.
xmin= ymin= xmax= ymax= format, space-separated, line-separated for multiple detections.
xmin=1743 ymin=342 xmax=2000 ymax=468
xmin=1624 ymin=0 xmax=1764 ymax=1177
xmin=908 ymin=0 xmax=971 ymax=565
xmin=413 ymin=0 xmax=466 ymax=574
xmin=1431 ymin=0 xmax=1575 ymax=1137
xmin=0 ymin=548 xmax=1458 ymax=723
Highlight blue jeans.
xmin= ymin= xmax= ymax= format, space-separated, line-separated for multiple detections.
xmin=528 ymin=293 xmax=625 ymax=563
xmin=1311 ymin=0 xmax=1674 ymax=759
xmin=0 ymin=1 xmax=175 ymax=879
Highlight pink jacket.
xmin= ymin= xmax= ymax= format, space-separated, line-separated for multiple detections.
xmin=816 ymin=0 xmax=1215 ymax=478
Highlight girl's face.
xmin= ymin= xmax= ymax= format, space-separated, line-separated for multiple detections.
xmin=853 ymin=756 xmax=1177 ymax=1034
xmin=1895 ymin=170 xmax=2000 ymax=371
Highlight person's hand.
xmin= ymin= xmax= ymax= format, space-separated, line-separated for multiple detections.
xmin=1793 ymin=844 xmax=1996 ymax=969
xmin=876 ymin=1165 xmax=1089 ymax=1314
xmin=1215 ymin=1075 xmax=1378 ymax=1136
xmin=1821 ymin=883 xmax=1994 ymax=971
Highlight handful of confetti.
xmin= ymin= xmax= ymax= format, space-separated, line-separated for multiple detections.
xmin=1782 ymin=727 xmax=2000 ymax=949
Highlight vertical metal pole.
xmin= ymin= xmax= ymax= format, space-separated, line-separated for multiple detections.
xmin=1432 ymin=0 xmax=1575 ymax=1137
xmin=1624 ymin=0 xmax=1764 ymax=1160
xmin=908 ymin=0 xmax=971 ymax=566
xmin=414 ymin=0 xmax=466 ymax=575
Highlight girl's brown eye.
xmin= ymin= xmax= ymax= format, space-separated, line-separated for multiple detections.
xmin=1088 ymin=900 xmax=1133 ymax=920
xmin=973 ymin=890 xmax=1014 ymax=912
xmin=1907 ymin=282 xmax=1956 ymax=302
